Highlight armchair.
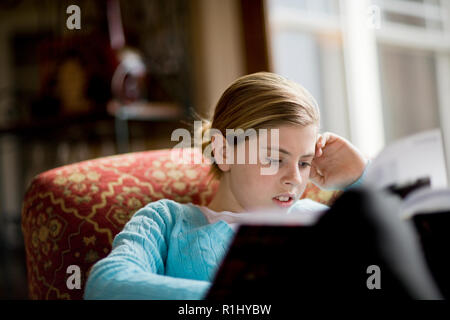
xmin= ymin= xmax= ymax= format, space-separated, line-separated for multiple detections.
xmin=21 ymin=148 xmax=341 ymax=299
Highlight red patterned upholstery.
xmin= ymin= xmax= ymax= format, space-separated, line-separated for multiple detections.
xmin=21 ymin=148 xmax=341 ymax=300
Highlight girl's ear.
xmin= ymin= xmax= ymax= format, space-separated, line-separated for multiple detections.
xmin=211 ymin=133 xmax=231 ymax=172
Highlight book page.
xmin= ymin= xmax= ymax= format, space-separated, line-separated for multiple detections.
xmin=401 ymin=188 xmax=450 ymax=219
xmin=363 ymin=129 xmax=448 ymax=190
xmin=226 ymin=205 xmax=327 ymax=226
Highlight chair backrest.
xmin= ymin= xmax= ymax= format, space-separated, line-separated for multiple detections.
xmin=21 ymin=148 xmax=340 ymax=299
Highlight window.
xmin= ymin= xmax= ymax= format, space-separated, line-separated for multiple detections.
xmin=267 ymin=0 xmax=350 ymax=140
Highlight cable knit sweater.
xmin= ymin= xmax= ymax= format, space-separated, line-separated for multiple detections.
xmin=83 ymin=198 xmax=328 ymax=300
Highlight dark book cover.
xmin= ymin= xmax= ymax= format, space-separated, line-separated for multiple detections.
xmin=413 ymin=211 xmax=450 ymax=298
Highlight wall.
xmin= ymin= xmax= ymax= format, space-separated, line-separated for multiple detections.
xmin=189 ymin=0 xmax=246 ymax=119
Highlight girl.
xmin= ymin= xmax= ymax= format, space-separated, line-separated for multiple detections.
xmin=83 ymin=72 xmax=368 ymax=300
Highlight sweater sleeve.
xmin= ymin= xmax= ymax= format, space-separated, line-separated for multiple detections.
xmin=83 ymin=201 xmax=211 ymax=300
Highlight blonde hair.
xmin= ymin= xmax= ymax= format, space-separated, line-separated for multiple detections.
xmin=195 ymin=72 xmax=320 ymax=183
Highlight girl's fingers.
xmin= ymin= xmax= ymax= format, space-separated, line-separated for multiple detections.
xmin=315 ymin=132 xmax=333 ymax=158
xmin=309 ymin=164 xmax=325 ymax=185
xmin=315 ymin=135 xmax=324 ymax=157
xmin=323 ymin=132 xmax=338 ymax=146
xmin=316 ymin=147 xmax=323 ymax=157
xmin=318 ymin=134 xmax=324 ymax=146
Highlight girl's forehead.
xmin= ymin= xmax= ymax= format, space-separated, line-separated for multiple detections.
xmin=252 ymin=125 xmax=317 ymax=152
xmin=239 ymin=125 xmax=318 ymax=147
xmin=257 ymin=125 xmax=318 ymax=139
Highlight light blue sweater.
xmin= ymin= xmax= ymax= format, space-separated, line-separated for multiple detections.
xmin=83 ymin=198 xmax=328 ymax=300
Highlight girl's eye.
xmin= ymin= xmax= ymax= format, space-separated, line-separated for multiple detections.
xmin=266 ymin=158 xmax=281 ymax=164
xmin=299 ymin=162 xmax=311 ymax=169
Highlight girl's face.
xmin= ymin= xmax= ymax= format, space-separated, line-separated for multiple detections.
xmin=216 ymin=124 xmax=317 ymax=213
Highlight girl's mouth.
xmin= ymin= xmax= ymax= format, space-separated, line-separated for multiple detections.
xmin=272 ymin=196 xmax=294 ymax=208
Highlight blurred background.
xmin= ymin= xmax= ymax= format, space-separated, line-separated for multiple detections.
xmin=0 ymin=0 xmax=449 ymax=299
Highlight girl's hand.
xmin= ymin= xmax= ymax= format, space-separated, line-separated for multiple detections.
xmin=309 ymin=132 xmax=368 ymax=190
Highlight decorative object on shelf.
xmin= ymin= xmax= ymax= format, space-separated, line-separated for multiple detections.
xmin=110 ymin=48 xmax=147 ymax=105
xmin=107 ymin=0 xmax=148 ymax=105
xmin=105 ymin=0 xmax=186 ymax=153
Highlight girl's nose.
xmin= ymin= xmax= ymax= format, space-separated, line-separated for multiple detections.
xmin=282 ymin=164 xmax=302 ymax=187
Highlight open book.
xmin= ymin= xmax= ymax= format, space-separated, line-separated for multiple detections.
xmin=363 ymin=128 xmax=448 ymax=192
xmin=206 ymin=129 xmax=450 ymax=299
xmin=363 ymin=128 xmax=449 ymax=210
